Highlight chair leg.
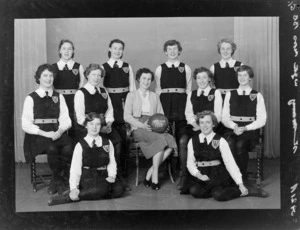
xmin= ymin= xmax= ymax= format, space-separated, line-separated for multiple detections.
xmin=31 ymin=158 xmax=37 ymax=192
xmin=256 ymin=147 xmax=262 ymax=189
xmin=168 ymin=158 xmax=175 ymax=183
xmin=135 ymin=145 xmax=139 ymax=186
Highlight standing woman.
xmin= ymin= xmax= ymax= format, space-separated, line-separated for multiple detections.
xmin=222 ymin=65 xmax=267 ymax=182
xmin=48 ymin=112 xmax=125 ymax=205
xmin=155 ymin=39 xmax=192 ymax=187
xmin=52 ymin=39 xmax=85 ymax=141
xmin=124 ymin=68 xmax=177 ymax=190
xmin=102 ymin=39 xmax=136 ymax=176
xmin=22 ymin=64 xmax=73 ymax=195
xmin=210 ymin=38 xmax=243 ymax=98
xmin=182 ymin=111 xmax=248 ymax=201
xmin=179 ymin=67 xmax=223 ymax=190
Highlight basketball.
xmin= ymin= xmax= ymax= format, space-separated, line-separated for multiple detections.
xmin=148 ymin=113 xmax=169 ymax=133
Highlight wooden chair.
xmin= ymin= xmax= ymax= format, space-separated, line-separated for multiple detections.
xmin=248 ymin=127 xmax=265 ymax=188
xmin=30 ymin=155 xmax=52 ymax=192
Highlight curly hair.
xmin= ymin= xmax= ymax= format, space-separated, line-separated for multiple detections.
xmin=236 ymin=65 xmax=254 ymax=79
xmin=83 ymin=112 xmax=103 ymax=127
xmin=58 ymin=39 xmax=75 ymax=58
xmin=217 ymin=38 xmax=237 ymax=56
xmin=34 ymin=64 xmax=56 ymax=84
xmin=108 ymin=39 xmax=125 ymax=58
xmin=163 ymin=40 xmax=183 ymax=53
xmin=195 ymin=110 xmax=219 ymax=127
xmin=135 ymin=68 xmax=155 ymax=82
xmin=84 ymin=64 xmax=105 ymax=79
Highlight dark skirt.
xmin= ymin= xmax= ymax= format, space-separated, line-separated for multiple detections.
xmin=160 ymin=93 xmax=187 ymax=121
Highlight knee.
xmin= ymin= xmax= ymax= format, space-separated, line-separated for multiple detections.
xmin=212 ymin=188 xmax=226 ymax=201
xmin=45 ymin=145 xmax=58 ymax=156
xmin=111 ymin=182 xmax=125 ymax=198
xmin=189 ymin=185 xmax=204 ymax=198
xmin=236 ymin=141 xmax=248 ymax=154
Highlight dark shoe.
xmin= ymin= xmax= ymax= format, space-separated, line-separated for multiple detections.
xmin=247 ymin=186 xmax=269 ymax=198
xmin=151 ymin=182 xmax=160 ymax=190
xmin=56 ymin=179 xmax=69 ymax=195
xmin=47 ymin=179 xmax=58 ymax=195
xmin=143 ymin=178 xmax=151 ymax=187
xmin=176 ymin=175 xmax=187 ymax=190
xmin=48 ymin=193 xmax=73 ymax=206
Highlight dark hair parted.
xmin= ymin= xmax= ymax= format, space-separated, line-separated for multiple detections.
xmin=84 ymin=64 xmax=105 ymax=79
xmin=196 ymin=110 xmax=219 ymax=127
xmin=163 ymin=40 xmax=182 ymax=53
xmin=217 ymin=38 xmax=237 ymax=55
xmin=108 ymin=39 xmax=125 ymax=58
xmin=135 ymin=68 xmax=155 ymax=82
xmin=236 ymin=65 xmax=254 ymax=79
xmin=58 ymin=39 xmax=75 ymax=58
xmin=193 ymin=67 xmax=213 ymax=80
xmin=34 ymin=64 xmax=56 ymax=84
xmin=83 ymin=112 xmax=103 ymax=127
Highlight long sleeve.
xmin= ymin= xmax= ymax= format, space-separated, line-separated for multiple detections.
xmin=105 ymin=91 xmax=115 ymax=124
xmin=79 ymin=64 xmax=86 ymax=88
xmin=58 ymin=94 xmax=72 ymax=132
xmin=74 ymin=90 xmax=86 ymax=125
xmin=155 ymin=66 xmax=162 ymax=96
xmin=210 ymin=64 xmax=215 ymax=75
xmin=123 ymin=92 xmax=144 ymax=129
xmin=21 ymin=96 xmax=40 ymax=135
xmin=221 ymin=91 xmax=237 ymax=129
xmin=185 ymin=92 xmax=195 ymax=125
xmin=186 ymin=138 xmax=200 ymax=177
xmin=219 ymin=138 xmax=243 ymax=185
xmin=69 ymin=143 xmax=83 ymax=190
xmin=245 ymin=93 xmax=267 ymax=130
xmin=214 ymin=89 xmax=223 ymax=123
xmin=128 ymin=64 xmax=136 ymax=91
xmin=106 ymin=140 xmax=117 ymax=178
xmin=185 ymin=64 xmax=192 ymax=94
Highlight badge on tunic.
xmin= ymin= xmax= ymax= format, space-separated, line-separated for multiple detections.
xmin=233 ymin=67 xmax=239 ymax=72
xmin=208 ymin=95 xmax=215 ymax=101
xmin=103 ymin=145 xmax=110 ymax=152
xmin=212 ymin=140 xmax=220 ymax=149
xmin=178 ymin=67 xmax=184 ymax=73
xmin=123 ymin=67 xmax=129 ymax=73
xmin=52 ymin=96 xmax=58 ymax=103
xmin=72 ymin=69 xmax=79 ymax=75
xmin=249 ymin=93 xmax=257 ymax=101
xmin=101 ymin=92 xmax=107 ymax=99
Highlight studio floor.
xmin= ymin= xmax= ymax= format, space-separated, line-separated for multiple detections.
xmin=15 ymin=158 xmax=280 ymax=212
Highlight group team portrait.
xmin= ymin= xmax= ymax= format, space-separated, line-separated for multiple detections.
xmin=14 ymin=17 xmax=280 ymax=212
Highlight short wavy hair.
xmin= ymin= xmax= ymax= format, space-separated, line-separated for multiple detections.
xmin=163 ymin=40 xmax=183 ymax=53
xmin=84 ymin=64 xmax=105 ymax=79
xmin=236 ymin=65 xmax=254 ymax=79
xmin=196 ymin=110 xmax=218 ymax=127
xmin=217 ymin=38 xmax=237 ymax=55
xmin=135 ymin=68 xmax=155 ymax=82
xmin=34 ymin=64 xmax=56 ymax=84
xmin=108 ymin=39 xmax=125 ymax=58
xmin=58 ymin=39 xmax=75 ymax=58
xmin=83 ymin=112 xmax=103 ymax=127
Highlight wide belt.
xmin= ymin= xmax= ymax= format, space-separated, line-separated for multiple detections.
xmin=230 ymin=116 xmax=255 ymax=122
xmin=196 ymin=160 xmax=221 ymax=167
xmin=161 ymin=88 xmax=185 ymax=93
xmin=33 ymin=118 xmax=58 ymax=124
xmin=83 ymin=166 xmax=107 ymax=170
xmin=55 ymin=89 xmax=77 ymax=95
xmin=106 ymin=87 xmax=129 ymax=93
xmin=218 ymin=88 xmax=235 ymax=95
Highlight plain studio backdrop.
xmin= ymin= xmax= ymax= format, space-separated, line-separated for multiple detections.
xmin=14 ymin=17 xmax=279 ymax=162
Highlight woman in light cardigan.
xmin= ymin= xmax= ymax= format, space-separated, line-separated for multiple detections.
xmin=124 ymin=68 xmax=177 ymax=190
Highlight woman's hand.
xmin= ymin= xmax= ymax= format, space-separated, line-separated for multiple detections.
xmin=39 ymin=130 xmax=56 ymax=139
xmin=69 ymin=188 xmax=80 ymax=201
xmin=233 ymin=126 xmax=245 ymax=136
xmin=238 ymin=183 xmax=248 ymax=196
xmin=192 ymin=123 xmax=200 ymax=132
xmin=101 ymin=125 xmax=112 ymax=134
xmin=196 ymin=172 xmax=210 ymax=181
xmin=140 ymin=121 xmax=152 ymax=131
xmin=106 ymin=176 xmax=115 ymax=183
xmin=52 ymin=128 xmax=63 ymax=141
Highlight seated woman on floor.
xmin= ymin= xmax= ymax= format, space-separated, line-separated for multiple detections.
xmin=181 ymin=110 xmax=248 ymax=201
xmin=48 ymin=112 xmax=125 ymax=205
xmin=124 ymin=68 xmax=177 ymax=190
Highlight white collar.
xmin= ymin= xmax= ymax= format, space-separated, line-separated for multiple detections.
xmin=138 ymin=88 xmax=149 ymax=98
xmin=36 ymin=87 xmax=54 ymax=97
xmin=57 ymin=59 xmax=75 ymax=70
xmin=108 ymin=58 xmax=123 ymax=68
xmin=237 ymin=86 xmax=252 ymax=95
xmin=199 ymin=132 xmax=215 ymax=144
xmin=166 ymin=60 xmax=180 ymax=68
xmin=84 ymin=82 xmax=99 ymax=94
xmin=85 ymin=134 xmax=102 ymax=147
xmin=197 ymin=86 xmax=212 ymax=96
xmin=219 ymin=58 xmax=236 ymax=68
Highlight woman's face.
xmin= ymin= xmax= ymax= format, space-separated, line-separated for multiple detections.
xmin=199 ymin=115 xmax=214 ymax=136
xmin=237 ymin=70 xmax=251 ymax=87
xmin=87 ymin=69 xmax=102 ymax=86
xmin=109 ymin=42 xmax=123 ymax=60
xmin=86 ymin=118 xmax=101 ymax=137
xmin=165 ymin=45 xmax=180 ymax=60
xmin=220 ymin=42 xmax=232 ymax=60
xmin=39 ymin=69 xmax=54 ymax=90
xmin=59 ymin=42 xmax=74 ymax=61
xmin=139 ymin=73 xmax=152 ymax=90
xmin=196 ymin=72 xmax=210 ymax=89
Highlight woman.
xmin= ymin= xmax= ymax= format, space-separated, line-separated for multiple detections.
xmin=182 ymin=111 xmax=248 ymax=201
xmin=124 ymin=68 xmax=177 ymax=190
xmin=178 ymin=67 xmax=223 ymax=190
xmin=48 ymin=112 xmax=125 ymax=206
xmin=52 ymin=39 xmax=85 ymax=141
xmin=222 ymin=65 xmax=267 ymax=182
xmin=22 ymin=64 xmax=73 ymax=195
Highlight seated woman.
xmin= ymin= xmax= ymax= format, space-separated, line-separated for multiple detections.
xmin=221 ymin=65 xmax=267 ymax=182
xmin=48 ymin=112 xmax=125 ymax=205
xmin=22 ymin=64 xmax=73 ymax=195
xmin=181 ymin=111 xmax=248 ymax=201
xmin=124 ymin=68 xmax=177 ymax=190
